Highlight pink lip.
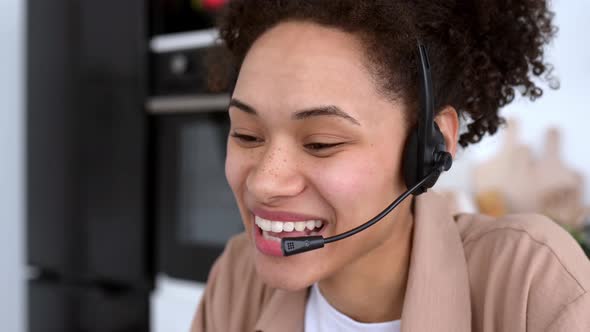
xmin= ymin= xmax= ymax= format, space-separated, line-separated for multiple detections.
xmin=254 ymin=225 xmax=285 ymax=256
xmin=251 ymin=207 xmax=327 ymax=222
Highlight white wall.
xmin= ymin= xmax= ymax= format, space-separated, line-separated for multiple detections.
xmin=151 ymin=276 xmax=205 ymax=332
xmin=438 ymin=0 xmax=590 ymax=204
xmin=0 ymin=0 xmax=24 ymax=331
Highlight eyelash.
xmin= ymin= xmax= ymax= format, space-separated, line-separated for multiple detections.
xmin=230 ymin=132 xmax=343 ymax=151
xmin=230 ymin=133 xmax=263 ymax=143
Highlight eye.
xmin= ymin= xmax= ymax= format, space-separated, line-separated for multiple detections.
xmin=304 ymin=142 xmax=344 ymax=151
xmin=230 ymin=132 xmax=264 ymax=146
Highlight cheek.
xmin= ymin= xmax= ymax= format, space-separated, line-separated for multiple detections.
xmin=317 ymin=162 xmax=374 ymax=197
xmin=224 ymin=148 xmax=240 ymax=192
xmin=225 ymin=143 xmax=251 ymax=192
xmin=225 ymin=145 xmax=257 ymax=233
xmin=309 ymin=148 xmax=403 ymax=223
xmin=312 ymin=157 xmax=387 ymax=211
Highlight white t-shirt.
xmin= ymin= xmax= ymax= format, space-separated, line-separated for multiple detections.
xmin=304 ymin=283 xmax=401 ymax=332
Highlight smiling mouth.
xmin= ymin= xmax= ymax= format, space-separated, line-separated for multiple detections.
xmin=254 ymin=215 xmax=326 ymax=241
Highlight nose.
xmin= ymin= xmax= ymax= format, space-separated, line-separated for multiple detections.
xmin=246 ymin=144 xmax=306 ymax=205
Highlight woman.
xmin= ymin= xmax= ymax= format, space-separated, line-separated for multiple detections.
xmin=192 ymin=1 xmax=590 ymax=331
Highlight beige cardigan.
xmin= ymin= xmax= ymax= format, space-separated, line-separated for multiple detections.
xmin=191 ymin=192 xmax=590 ymax=331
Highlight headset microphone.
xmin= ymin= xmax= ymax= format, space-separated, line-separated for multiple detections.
xmin=281 ymin=41 xmax=453 ymax=257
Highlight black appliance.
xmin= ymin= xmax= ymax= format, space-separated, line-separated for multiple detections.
xmin=26 ymin=0 xmax=151 ymax=330
xmin=148 ymin=2 xmax=243 ymax=283
xmin=26 ymin=0 xmax=233 ymax=331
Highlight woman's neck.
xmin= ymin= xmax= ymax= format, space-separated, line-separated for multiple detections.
xmin=317 ymin=203 xmax=414 ymax=323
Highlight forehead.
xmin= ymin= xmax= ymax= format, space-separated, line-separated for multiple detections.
xmin=234 ymin=21 xmax=387 ymax=116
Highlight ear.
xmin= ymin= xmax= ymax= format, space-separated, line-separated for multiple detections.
xmin=435 ymin=106 xmax=459 ymax=158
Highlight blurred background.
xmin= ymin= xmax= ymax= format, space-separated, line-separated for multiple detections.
xmin=0 ymin=0 xmax=588 ymax=331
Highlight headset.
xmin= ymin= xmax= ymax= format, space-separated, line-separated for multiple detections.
xmin=280 ymin=41 xmax=453 ymax=256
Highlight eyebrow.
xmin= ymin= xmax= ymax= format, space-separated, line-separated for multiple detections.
xmin=229 ymin=98 xmax=361 ymax=126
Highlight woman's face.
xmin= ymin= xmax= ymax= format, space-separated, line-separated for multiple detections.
xmin=225 ymin=21 xmax=412 ymax=290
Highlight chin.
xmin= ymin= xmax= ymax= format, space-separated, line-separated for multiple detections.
xmin=253 ymin=253 xmax=318 ymax=291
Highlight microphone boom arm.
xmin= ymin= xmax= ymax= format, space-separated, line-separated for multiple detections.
xmin=281 ymin=164 xmax=445 ymax=256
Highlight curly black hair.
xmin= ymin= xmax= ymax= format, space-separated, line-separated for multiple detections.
xmin=210 ymin=0 xmax=558 ymax=147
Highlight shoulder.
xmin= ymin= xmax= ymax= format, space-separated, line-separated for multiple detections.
xmin=456 ymin=212 xmax=590 ymax=289
xmin=192 ymin=232 xmax=273 ymax=331
xmin=208 ymin=231 xmax=272 ymax=304
xmin=217 ymin=231 xmax=254 ymax=272
xmin=455 ymin=213 xmax=590 ymax=330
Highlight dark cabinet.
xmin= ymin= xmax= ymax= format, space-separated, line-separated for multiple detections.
xmin=29 ymin=280 xmax=149 ymax=332
xmin=27 ymin=0 xmax=152 ymax=330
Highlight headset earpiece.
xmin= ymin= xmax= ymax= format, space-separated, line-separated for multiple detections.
xmin=402 ymin=42 xmax=453 ymax=195
xmin=403 ymin=122 xmax=450 ymax=195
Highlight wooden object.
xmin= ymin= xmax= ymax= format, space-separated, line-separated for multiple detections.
xmin=472 ymin=121 xmax=587 ymax=227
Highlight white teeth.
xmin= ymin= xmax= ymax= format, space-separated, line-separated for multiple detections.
xmin=255 ymin=216 xmax=273 ymax=231
xmin=283 ymin=222 xmax=294 ymax=232
xmin=294 ymin=222 xmax=306 ymax=231
xmin=255 ymin=215 xmax=324 ymax=233
xmin=271 ymin=221 xmax=283 ymax=233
